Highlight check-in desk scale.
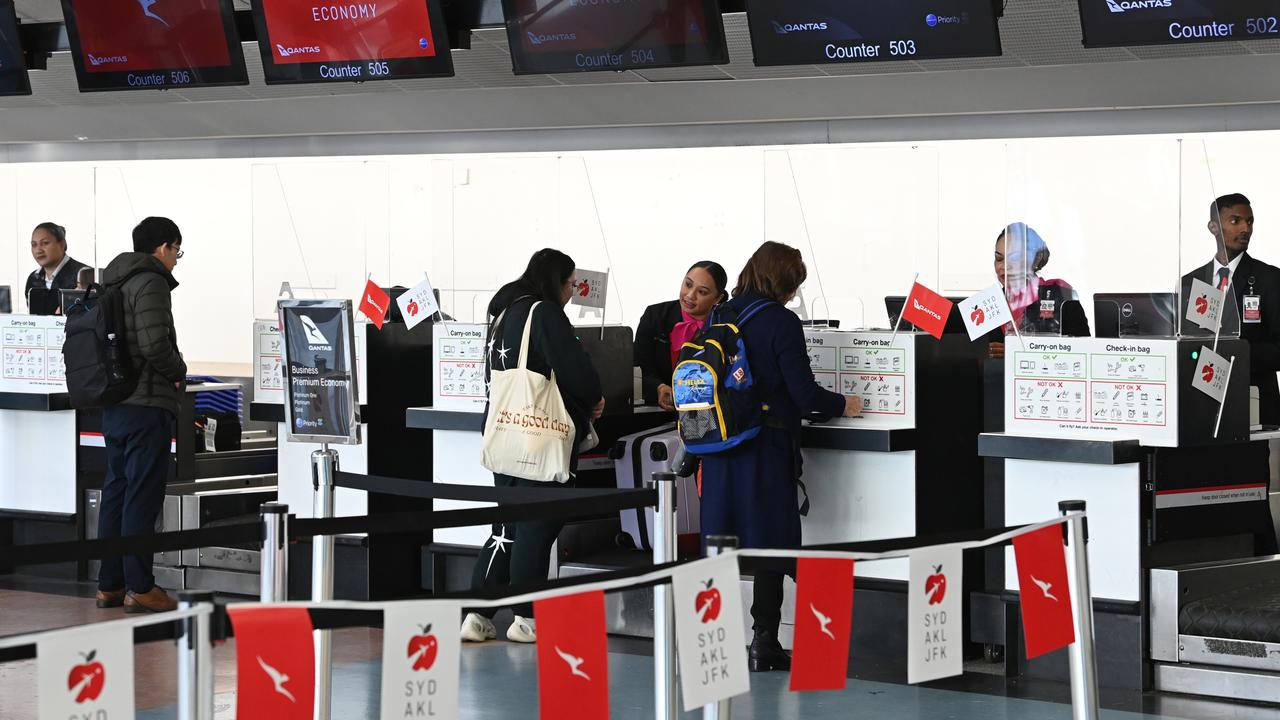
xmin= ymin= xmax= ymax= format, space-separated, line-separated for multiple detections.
xmin=975 ymin=335 xmax=1280 ymax=697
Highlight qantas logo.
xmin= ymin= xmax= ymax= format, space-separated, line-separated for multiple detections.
xmin=1107 ymin=0 xmax=1172 ymax=12
xmin=137 ymin=0 xmax=171 ymax=27
xmin=527 ymin=31 xmax=577 ymax=45
xmin=771 ymin=20 xmax=828 ymax=34
xmin=87 ymin=54 xmax=129 ymax=66
xmin=277 ymin=43 xmax=322 ymax=57
xmin=912 ymin=298 xmax=943 ymax=320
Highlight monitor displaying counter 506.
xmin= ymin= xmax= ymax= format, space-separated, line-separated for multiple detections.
xmin=0 ymin=0 xmax=30 ymax=96
xmin=60 ymin=0 xmax=248 ymax=91
xmin=278 ymin=299 xmax=361 ymax=444
xmin=252 ymin=0 xmax=454 ymax=84
xmin=502 ymin=0 xmax=728 ymax=74
xmin=746 ymin=0 xmax=1002 ymax=66
xmin=1078 ymin=0 xmax=1280 ymax=48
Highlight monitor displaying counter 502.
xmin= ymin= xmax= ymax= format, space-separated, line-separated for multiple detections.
xmin=0 ymin=0 xmax=30 ymax=96
xmin=745 ymin=0 xmax=1002 ymax=66
xmin=252 ymin=0 xmax=453 ymax=84
xmin=502 ymin=0 xmax=728 ymax=74
xmin=60 ymin=0 xmax=247 ymax=91
xmin=1078 ymin=0 xmax=1280 ymax=48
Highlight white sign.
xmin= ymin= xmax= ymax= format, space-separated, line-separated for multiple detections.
xmin=570 ymin=269 xmax=608 ymax=310
xmin=0 ymin=315 xmax=67 ymax=392
xmin=804 ymin=330 xmax=916 ymax=429
xmin=1155 ymin=483 xmax=1267 ymax=509
xmin=672 ymin=555 xmax=750 ymax=711
xmin=38 ymin=623 xmax=134 ymax=719
xmin=1192 ymin=345 xmax=1231 ymax=403
xmin=1184 ymin=278 xmax=1225 ymax=331
xmin=381 ymin=601 xmax=461 ymax=720
xmin=396 ymin=276 xmax=441 ymax=331
xmin=908 ymin=544 xmax=963 ymax=684
xmin=253 ymin=319 xmax=284 ymax=403
xmin=959 ymin=285 xmax=1014 ymax=341
xmin=432 ymin=323 xmax=488 ymax=411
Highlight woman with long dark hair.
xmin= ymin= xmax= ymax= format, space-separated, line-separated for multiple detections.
xmin=461 ymin=248 xmax=604 ymax=644
xmin=635 ymin=260 xmax=730 ymax=410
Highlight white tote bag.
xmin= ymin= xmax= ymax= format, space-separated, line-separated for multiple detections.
xmin=481 ymin=302 xmax=577 ymax=483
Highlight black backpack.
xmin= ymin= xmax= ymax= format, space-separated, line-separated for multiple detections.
xmin=62 ymin=269 xmax=159 ymax=409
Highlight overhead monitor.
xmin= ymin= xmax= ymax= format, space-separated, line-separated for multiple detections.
xmin=1078 ymin=0 xmax=1280 ymax=48
xmin=502 ymin=0 xmax=729 ymax=75
xmin=745 ymin=0 xmax=1002 ymax=66
xmin=252 ymin=0 xmax=454 ymax=84
xmin=0 ymin=0 xmax=31 ymax=96
xmin=60 ymin=0 xmax=247 ymax=91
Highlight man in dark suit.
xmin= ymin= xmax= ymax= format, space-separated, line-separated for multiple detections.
xmin=25 ymin=222 xmax=90 ymax=315
xmin=1181 ymin=193 xmax=1280 ymax=426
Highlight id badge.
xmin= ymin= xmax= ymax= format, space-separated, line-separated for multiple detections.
xmin=1244 ymin=294 xmax=1262 ymax=324
xmin=1039 ymin=299 xmax=1056 ymax=319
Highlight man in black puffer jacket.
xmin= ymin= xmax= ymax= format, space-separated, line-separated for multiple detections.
xmin=95 ymin=217 xmax=187 ymax=614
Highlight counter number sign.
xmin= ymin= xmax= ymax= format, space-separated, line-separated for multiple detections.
xmin=279 ymin=299 xmax=361 ymax=444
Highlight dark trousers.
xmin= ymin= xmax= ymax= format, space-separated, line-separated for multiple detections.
xmin=470 ymin=473 xmax=567 ymax=619
xmin=97 ymin=405 xmax=172 ymax=593
xmin=751 ymin=571 xmax=785 ymax=635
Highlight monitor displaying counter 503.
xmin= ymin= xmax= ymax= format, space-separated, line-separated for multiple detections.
xmin=60 ymin=0 xmax=247 ymax=91
xmin=745 ymin=0 xmax=1002 ymax=66
xmin=502 ymin=0 xmax=728 ymax=74
xmin=0 ymin=0 xmax=30 ymax=96
xmin=1078 ymin=0 xmax=1280 ymax=48
xmin=253 ymin=0 xmax=454 ymax=84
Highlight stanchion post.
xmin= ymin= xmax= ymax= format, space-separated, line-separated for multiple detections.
xmin=312 ymin=447 xmax=339 ymax=720
xmin=649 ymin=471 xmax=679 ymax=720
xmin=1059 ymin=500 xmax=1100 ymax=720
xmin=260 ymin=503 xmax=289 ymax=603
xmin=176 ymin=590 xmax=215 ymax=720
xmin=703 ymin=535 xmax=738 ymax=720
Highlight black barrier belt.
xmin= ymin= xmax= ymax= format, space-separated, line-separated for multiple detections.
xmin=737 ymin=524 xmax=1031 ymax=573
xmin=0 ymin=618 xmax=181 ymax=663
xmin=0 ymin=521 xmax=264 ymax=568
xmin=291 ymin=488 xmax=657 ymax=539
xmin=334 ymin=471 xmax=638 ymax=504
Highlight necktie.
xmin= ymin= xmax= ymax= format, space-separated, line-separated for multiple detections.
xmin=1217 ymin=267 xmax=1231 ymax=292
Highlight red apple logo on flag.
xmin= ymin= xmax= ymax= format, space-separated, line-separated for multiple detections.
xmin=407 ymin=624 xmax=438 ymax=671
xmin=406 ymin=300 xmax=420 ymax=318
xmin=696 ymin=579 xmax=721 ymax=623
xmin=925 ymin=565 xmax=947 ymax=605
xmin=1201 ymin=363 xmax=1215 ymax=383
xmin=1194 ymin=294 xmax=1209 ymax=315
xmin=577 ymin=281 xmax=591 ymax=297
xmin=67 ymin=650 xmax=105 ymax=704
xmin=970 ymin=307 xmax=985 ymax=326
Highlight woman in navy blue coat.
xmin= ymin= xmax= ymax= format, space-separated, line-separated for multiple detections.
xmin=700 ymin=241 xmax=862 ymax=672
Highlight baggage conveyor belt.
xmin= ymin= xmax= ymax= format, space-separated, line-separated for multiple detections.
xmin=1179 ymin=577 xmax=1280 ymax=646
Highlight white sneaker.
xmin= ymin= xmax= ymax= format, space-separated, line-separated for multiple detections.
xmin=507 ymin=615 xmax=537 ymax=643
xmin=460 ymin=612 xmax=497 ymax=643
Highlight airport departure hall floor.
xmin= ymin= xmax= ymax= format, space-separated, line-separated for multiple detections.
xmin=2 ymin=576 xmax=1278 ymax=720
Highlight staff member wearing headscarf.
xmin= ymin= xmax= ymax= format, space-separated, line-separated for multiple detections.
xmin=26 ymin=222 xmax=89 ymax=314
xmin=989 ymin=222 xmax=1090 ymax=357
xmin=635 ymin=261 xmax=729 ymax=410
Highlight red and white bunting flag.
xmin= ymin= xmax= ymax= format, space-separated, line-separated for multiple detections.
xmin=908 ymin=544 xmax=963 ymax=684
xmin=901 ymin=282 xmax=954 ymax=339
xmin=380 ymin=601 xmax=461 ymax=720
xmin=790 ymin=558 xmax=854 ymax=692
xmin=228 ymin=607 xmax=315 ymax=720
xmin=535 ymin=590 xmax=609 ymax=720
xmin=38 ymin=622 xmax=134 ymax=719
xmin=1013 ymin=525 xmax=1076 ymax=659
xmin=359 ymin=279 xmax=391 ymax=330
xmin=672 ymin=555 xmax=750 ymax=711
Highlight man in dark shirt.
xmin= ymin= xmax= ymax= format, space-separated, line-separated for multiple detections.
xmin=25 ymin=222 xmax=89 ymax=314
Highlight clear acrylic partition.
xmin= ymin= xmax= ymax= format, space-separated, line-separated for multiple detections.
xmin=10 ymin=165 xmax=96 ymax=305
xmin=250 ymin=161 xmax=389 ymax=319
xmin=1177 ymin=138 xmax=1242 ymax=339
xmin=1001 ymin=138 xmax=1183 ymax=339
xmin=763 ymin=147 xmax=939 ymax=330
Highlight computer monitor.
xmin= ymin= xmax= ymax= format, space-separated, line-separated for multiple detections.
xmin=26 ymin=287 xmax=59 ymax=316
xmin=60 ymin=289 xmax=87 ymax=315
xmin=885 ymin=296 xmax=968 ymax=335
xmin=1093 ymin=293 xmax=1177 ymax=338
xmin=0 ymin=286 xmax=10 ymax=313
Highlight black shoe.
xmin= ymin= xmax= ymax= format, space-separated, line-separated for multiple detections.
xmin=748 ymin=628 xmax=791 ymax=672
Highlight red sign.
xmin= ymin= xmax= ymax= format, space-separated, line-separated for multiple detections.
xmin=901 ymin=282 xmax=954 ymax=339
xmin=360 ymin=279 xmax=391 ymax=330
xmin=66 ymin=0 xmax=232 ymax=73
xmin=790 ymin=558 xmax=854 ymax=692
xmin=67 ymin=649 xmax=106 ymax=703
xmin=258 ymin=0 xmax=437 ymax=64
xmin=535 ymin=591 xmax=609 ymax=720
xmin=228 ymin=607 xmax=315 ymax=720
xmin=1012 ymin=525 xmax=1076 ymax=659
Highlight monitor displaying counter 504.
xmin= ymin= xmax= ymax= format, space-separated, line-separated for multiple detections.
xmin=60 ymin=0 xmax=247 ymax=91
xmin=1078 ymin=0 xmax=1280 ymax=48
xmin=502 ymin=0 xmax=728 ymax=74
xmin=746 ymin=0 xmax=1002 ymax=66
xmin=0 ymin=0 xmax=30 ymax=96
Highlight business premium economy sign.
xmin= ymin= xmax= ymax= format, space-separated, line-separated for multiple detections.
xmin=279 ymin=299 xmax=360 ymax=444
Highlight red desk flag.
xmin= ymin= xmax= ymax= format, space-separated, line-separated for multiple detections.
xmin=901 ymin=282 xmax=954 ymax=339
xmin=359 ymin=279 xmax=391 ymax=330
xmin=535 ymin=590 xmax=609 ymax=720
xmin=228 ymin=607 xmax=315 ymax=720
xmin=1013 ymin=525 xmax=1076 ymax=659
xmin=790 ymin=558 xmax=854 ymax=692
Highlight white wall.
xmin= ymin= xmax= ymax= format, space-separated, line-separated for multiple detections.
xmin=3 ymin=129 xmax=1278 ymax=367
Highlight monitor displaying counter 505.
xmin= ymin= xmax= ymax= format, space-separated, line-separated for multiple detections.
xmin=0 ymin=0 xmax=30 ymax=96
xmin=60 ymin=0 xmax=248 ymax=91
xmin=746 ymin=0 xmax=1002 ymax=66
xmin=253 ymin=0 xmax=454 ymax=83
xmin=1078 ymin=0 xmax=1280 ymax=48
xmin=502 ymin=0 xmax=728 ymax=74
